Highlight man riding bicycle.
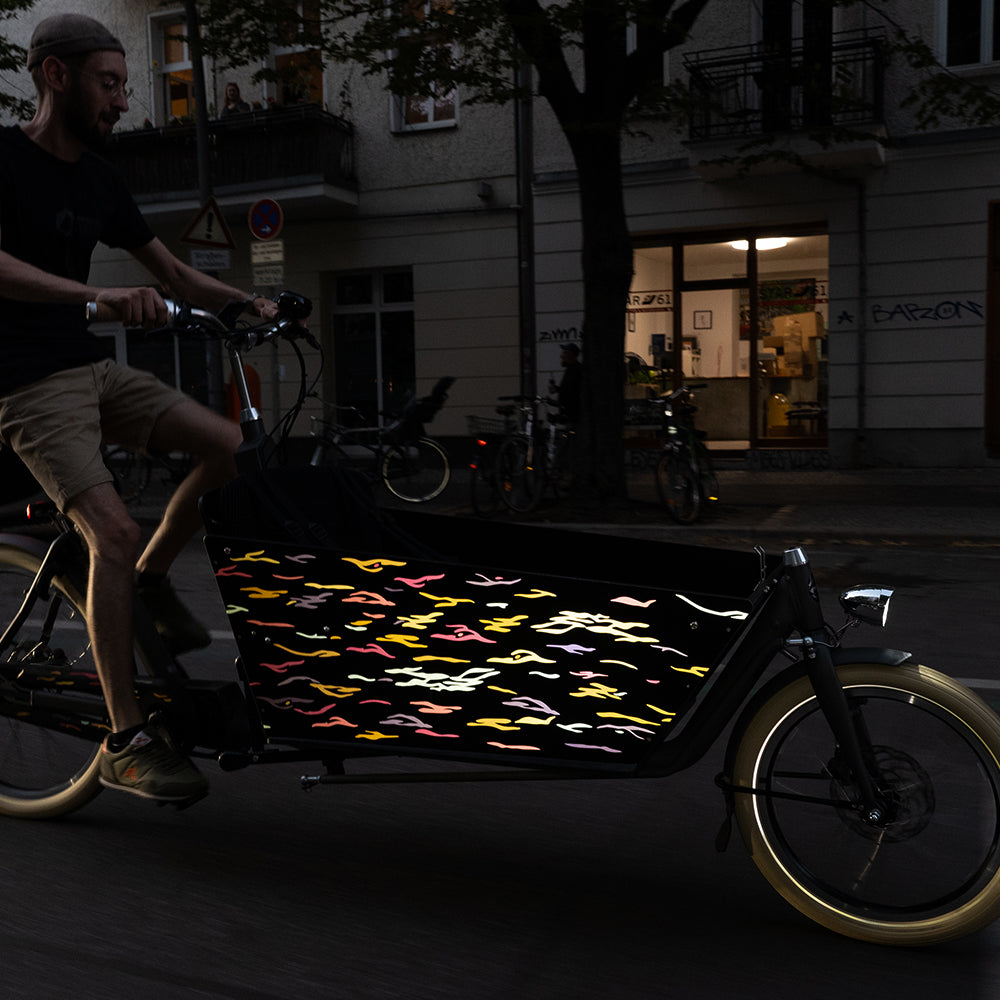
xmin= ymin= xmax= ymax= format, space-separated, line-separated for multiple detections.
xmin=0 ymin=14 xmax=277 ymax=806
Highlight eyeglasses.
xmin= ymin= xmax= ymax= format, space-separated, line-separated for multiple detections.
xmin=77 ymin=70 xmax=134 ymax=102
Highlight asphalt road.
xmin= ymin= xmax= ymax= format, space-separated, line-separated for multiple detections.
xmin=2 ymin=527 xmax=999 ymax=999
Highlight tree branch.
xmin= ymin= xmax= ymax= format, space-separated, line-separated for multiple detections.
xmin=623 ymin=0 xmax=711 ymax=105
xmin=499 ymin=0 xmax=583 ymax=126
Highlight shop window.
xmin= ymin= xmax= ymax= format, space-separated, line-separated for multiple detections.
xmin=329 ymin=269 xmax=415 ymax=423
xmin=629 ymin=233 xmax=829 ymax=448
xmin=940 ymin=0 xmax=1000 ymax=67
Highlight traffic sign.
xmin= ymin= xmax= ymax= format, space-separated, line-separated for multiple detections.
xmin=180 ymin=198 xmax=236 ymax=250
xmin=248 ymin=198 xmax=283 ymax=241
xmin=190 ymin=248 xmax=232 ymax=272
xmin=251 ymin=239 xmax=284 ymax=264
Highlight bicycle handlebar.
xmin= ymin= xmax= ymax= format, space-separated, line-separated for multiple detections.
xmin=85 ymin=290 xmax=317 ymax=351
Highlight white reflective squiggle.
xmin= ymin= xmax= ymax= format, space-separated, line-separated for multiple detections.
xmin=674 ymin=594 xmax=748 ymax=620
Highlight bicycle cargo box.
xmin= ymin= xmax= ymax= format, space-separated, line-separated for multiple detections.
xmin=203 ymin=468 xmax=777 ymax=771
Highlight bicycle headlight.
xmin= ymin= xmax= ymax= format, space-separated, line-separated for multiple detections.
xmin=839 ymin=586 xmax=893 ymax=627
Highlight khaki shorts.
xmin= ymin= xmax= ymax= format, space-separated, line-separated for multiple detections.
xmin=0 ymin=359 xmax=187 ymax=510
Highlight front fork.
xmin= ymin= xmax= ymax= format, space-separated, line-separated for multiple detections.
xmin=784 ymin=548 xmax=885 ymax=820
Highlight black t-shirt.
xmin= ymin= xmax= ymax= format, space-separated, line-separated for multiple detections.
xmin=0 ymin=125 xmax=155 ymax=393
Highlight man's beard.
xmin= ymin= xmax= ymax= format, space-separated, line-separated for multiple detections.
xmin=64 ymin=89 xmax=115 ymax=150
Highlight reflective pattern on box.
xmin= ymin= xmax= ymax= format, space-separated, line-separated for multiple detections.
xmin=206 ymin=538 xmax=752 ymax=765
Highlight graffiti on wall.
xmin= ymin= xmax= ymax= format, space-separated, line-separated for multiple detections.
xmin=836 ymin=299 xmax=985 ymax=327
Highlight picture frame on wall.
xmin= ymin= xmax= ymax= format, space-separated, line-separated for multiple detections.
xmin=693 ymin=310 xmax=712 ymax=330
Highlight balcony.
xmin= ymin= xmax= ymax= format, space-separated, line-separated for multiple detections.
xmin=683 ymin=31 xmax=886 ymax=177
xmin=105 ymin=104 xmax=357 ymax=217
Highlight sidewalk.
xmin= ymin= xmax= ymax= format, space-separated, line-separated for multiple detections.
xmin=426 ymin=464 xmax=1000 ymax=550
xmin=136 ymin=463 xmax=1000 ymax=550
xmin=610 ymin=465 xmax=1000 ymax=549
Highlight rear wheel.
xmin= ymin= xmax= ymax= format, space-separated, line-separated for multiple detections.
xmin=548 ymin=429 xmax=574 ymax=500
xmin=496 ymin=435 xmax=542 ymax=513
xmin=469 ymin=448 xmax=502 ymax=516
xmin=656 ymin=448 xmax=700 ymax=523
xmin=732 ymin=663 xmax=1000 ymax=945
xmin=0 ymin=543 xmax=104 ymax=819
xmin=381 ymin=437 xmax=450 ymax=502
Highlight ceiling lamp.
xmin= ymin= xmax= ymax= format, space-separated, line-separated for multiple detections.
xmin=730 ymin=238 xmax=789 ymax=251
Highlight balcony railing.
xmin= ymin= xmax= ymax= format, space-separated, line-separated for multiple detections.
xmin=105 ymin=103 xmax=355 ymax=203
xmin=683 ymin=31 xmax=885 ymax=142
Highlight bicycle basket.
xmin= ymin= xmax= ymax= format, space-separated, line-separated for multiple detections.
xmin=466 ymin=414 xmax=515 ymax=436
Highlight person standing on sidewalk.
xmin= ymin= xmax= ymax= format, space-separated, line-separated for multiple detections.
xmin=0 ymin=13 xmax=277 ymax=805
xmin=551 ymin=343 xmax=582 ymax=425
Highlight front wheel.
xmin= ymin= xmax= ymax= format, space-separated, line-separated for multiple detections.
xmin=732 ymin=663 xmax=1000 ymax=945
xmin=381 ymin=437 xmax=450 ymax=502
xmin=656 ymin=447 xmax=700 ymax=523
xmin=0 ymin=543 xmax=104 ymax=818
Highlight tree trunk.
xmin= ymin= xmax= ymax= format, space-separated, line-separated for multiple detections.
xmin=567 ymin=126 xmax=633 ymax=505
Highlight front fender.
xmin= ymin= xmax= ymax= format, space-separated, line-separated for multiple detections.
xmin=720 ymin=646 xmax=912 ymax=795
xmin=832 ymin=646 xmax=911 ymax=667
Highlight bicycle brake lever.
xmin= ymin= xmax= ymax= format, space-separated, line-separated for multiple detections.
xmin=294 ymin=325 xmax=320 ymax=350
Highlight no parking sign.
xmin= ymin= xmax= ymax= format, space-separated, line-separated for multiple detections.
xmin=248 ymin=197 xmax=283 ymax=241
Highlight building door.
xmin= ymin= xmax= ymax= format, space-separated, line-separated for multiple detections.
xmin=328 ymin=269 xmax=415 ymax=424
xmin=629 ymin=231 xmax=829 ymax=448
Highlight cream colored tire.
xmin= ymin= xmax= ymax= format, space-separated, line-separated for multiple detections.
xmin=732 ymin=663 xmax=1000 ymax=945
xmin=0 ymin=543 xmax=104 ymax=819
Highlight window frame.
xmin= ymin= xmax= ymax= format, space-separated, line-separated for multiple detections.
xmin=389 ymin=0 xmax=459 ymax=133
xmin=269 ymin=0 xmax=324 ymax=106
xmin=937 ymin=0 xmax=999 ymax=69
xmin=148 ymin=10 xmax=195 ymax=124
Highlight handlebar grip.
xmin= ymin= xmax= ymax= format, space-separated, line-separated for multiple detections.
xmin=85 ymin=301 xmax=117 ymax=323
xmin=85 ymin=300 xmax=182 ymax=324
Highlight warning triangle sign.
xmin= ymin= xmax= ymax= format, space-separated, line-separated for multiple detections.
xmin=180 ymin=198 xmax=236 ymax=250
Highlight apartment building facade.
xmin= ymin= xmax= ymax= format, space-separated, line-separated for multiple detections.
xmin=4 ymin=0 xmax=1000 ymax=467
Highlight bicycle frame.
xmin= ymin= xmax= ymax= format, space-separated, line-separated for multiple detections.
xmin=308 ymin=415 xmax=394 ymax=471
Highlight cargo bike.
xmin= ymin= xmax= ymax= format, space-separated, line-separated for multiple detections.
xmin=1 ymin=293 xmax=999 ymax=948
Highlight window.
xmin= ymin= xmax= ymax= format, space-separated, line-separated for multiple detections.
xmin=390 ymin=0 xmax=458 ymax=132
xmin=329 ymin=269 xmax=415 ymax=423
xmin=271 ymin=0 xmax=323 ymax=106
xmin=941 ymin=0 xmax=1000 ymax=67
xmin=626 ymin=19 xmax=670 ymax=86
xmin=151 ymin=14 xmax=195 ymax=123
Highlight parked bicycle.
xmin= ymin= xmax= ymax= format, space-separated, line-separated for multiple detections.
xmin=655 ymin=383 xmax=720 ymax=524
xmin=466 ymin=405 xmax=517 ymax=516
xmin=493 ymin=394 xmax=574 ymax=513
xmin=309 ymin=377 xmax=454 ymax=503
xmin=102 ymin=445 xmax=193 ymax=505
xmin=1 ymin=293 xmax=1000 ymax=946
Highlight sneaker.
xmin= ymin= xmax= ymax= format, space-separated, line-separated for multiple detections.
xmin=99 ymin=729 xmax=208 ymax=804
xmin=137 ymin=576 xmax=211 ymax=654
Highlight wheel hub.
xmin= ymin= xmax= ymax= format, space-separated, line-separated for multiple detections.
xmin=832 ymin=745 xmax=935 ymax=843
